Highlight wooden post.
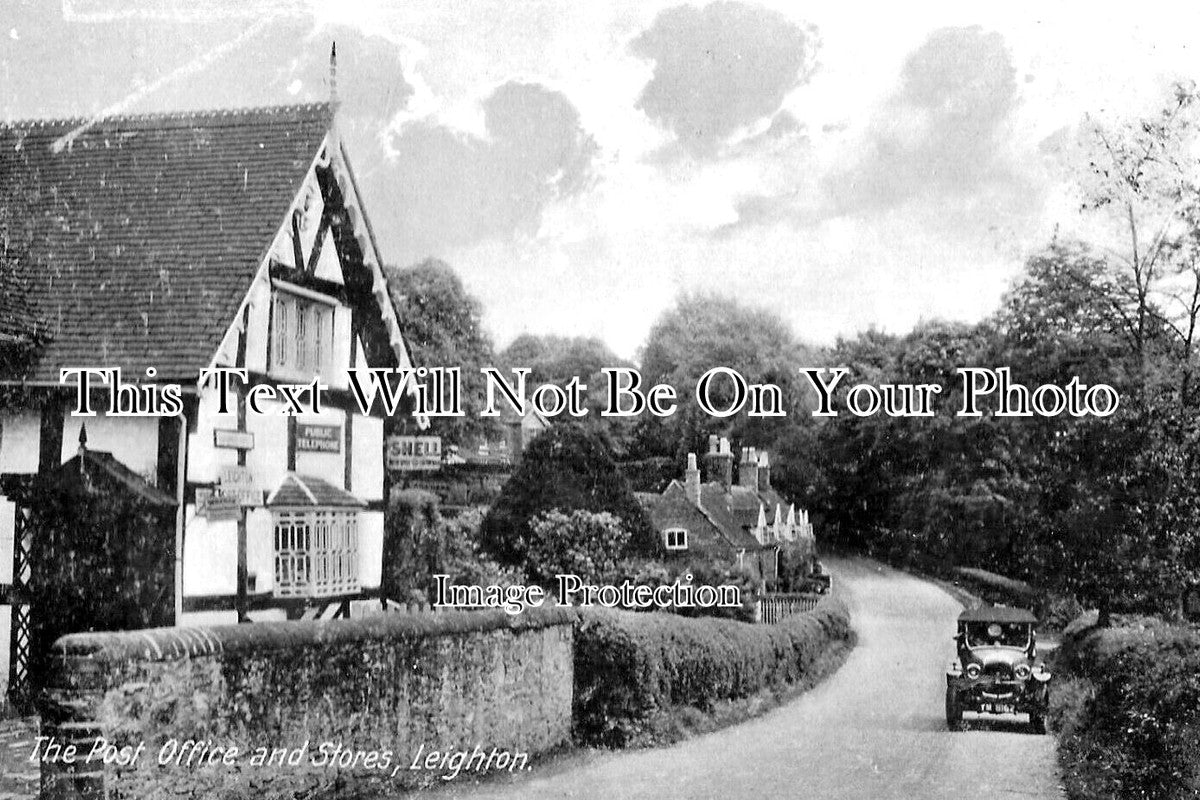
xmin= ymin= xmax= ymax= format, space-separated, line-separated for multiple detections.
xmin=236 ymin=512 xmax=249 ymax=623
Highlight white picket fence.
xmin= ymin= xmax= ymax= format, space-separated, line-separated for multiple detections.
xmin=756 ymin=592 xmax=823 ymax=624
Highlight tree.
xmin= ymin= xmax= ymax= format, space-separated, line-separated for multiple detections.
xmin=381 ymin=489 xmax=443 ymax=603
xmin=640 ymin=292 xmax=817 ymax=461
xmin=386 ymin=258 xmax=498 ymax=440
xmin=995 ymin=240 xmax=1200 ymax=623
xmin=481 ymin=424 xmax=655 ymax=574
xmin=498 ymin=333 xmax=637 ymax=454
xmin=1075 ymin=82 xmax=1200 ymax=401
xmin=382 ymin=492 xmax=522 ymax=603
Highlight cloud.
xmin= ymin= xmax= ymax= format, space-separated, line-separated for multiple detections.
xmin=630 ymin=2 xmax=818 ymax=159
xmin=364 ymin=81 xmax=598 ymax=263
xmin=824 ymin=26 xmax=1024 ymax=214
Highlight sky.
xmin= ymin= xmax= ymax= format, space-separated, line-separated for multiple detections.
xmin=2 ymin=0 xmax=1199 ymax=360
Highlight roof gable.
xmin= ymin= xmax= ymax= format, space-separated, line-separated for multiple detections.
xmin=0 ymin=104 xmax=345 ymax=382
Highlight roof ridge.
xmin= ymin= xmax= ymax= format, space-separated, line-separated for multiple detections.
xmin=1 ymin=101 xmax=333 ymax=132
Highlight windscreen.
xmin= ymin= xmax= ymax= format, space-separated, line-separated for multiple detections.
xmin=963 ymin=621 xmax=1030 ymax=648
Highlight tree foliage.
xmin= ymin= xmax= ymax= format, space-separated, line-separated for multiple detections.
xmin=481 ymin=424 xmax=655 ymax=574
xmin=523 ymin=509 xmax=631 ymax=585
xmin=639 ymin=292 xmax=817 ymax=460
xmin=386 ymin=258 xmax=498 ymax=439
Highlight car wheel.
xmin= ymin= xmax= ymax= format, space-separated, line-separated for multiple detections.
xmin=945 ymin=687 xmax=963 ymax=731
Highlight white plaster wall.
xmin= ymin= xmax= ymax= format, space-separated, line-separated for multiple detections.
xmin=0 ymin=499 xmax=12 ymax=586
xmin=313 ymin=228 xmax=342 ymax=284
xmin=182 ymin=511 xmax=238 ymax=596
xmin=359 ymin=510 xmax=383 ymax=589
xmin=352 ymin=415 xmax=384 ymax=501
xmin=189 ymin=386 xmax=250 ymax=486
xmin=243 ymin=274 xmax=272 ymax=375
xmin=0 ymin=411 xmax=40 ymax=474
xmin=243 ymin=403 xmax=290 ymax=495
xmin=246 ymin=507 xmax=274 ymax=593
xmin=0 ymin=604 xmax=9 ymax=698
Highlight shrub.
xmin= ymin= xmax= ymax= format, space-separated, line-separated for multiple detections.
xmin=1054 ymin=617 xmax=1200 ymax=800
xmin=482 ymin=425 xmax=655 ymax=568
xmin=525 ymin=509 xmax=631 ymax=586
xmin=573 ymin=595 xmax=852 ymax=746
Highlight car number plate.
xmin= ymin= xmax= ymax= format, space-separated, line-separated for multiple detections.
xmin=982 ymin=703 xmax=1014 ymax=714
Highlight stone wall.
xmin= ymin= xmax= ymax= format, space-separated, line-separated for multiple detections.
xmin=38 ymin=606 xmax=576 ymax=799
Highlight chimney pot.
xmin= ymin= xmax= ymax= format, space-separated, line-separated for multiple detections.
xmin=684 ymin=452 xmax=701 ymax=506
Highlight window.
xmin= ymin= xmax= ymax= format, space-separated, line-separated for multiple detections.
xmin=664 ymin=527 xmax=688 ymax=551
xmin=273 ymin=509 xmax=359 ymax=598
xmin=273 ymin=289 xmax=335 ymax=377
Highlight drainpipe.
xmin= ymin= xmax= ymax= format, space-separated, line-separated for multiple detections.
xmin=174 ymin=411 xmax=188 ymax=624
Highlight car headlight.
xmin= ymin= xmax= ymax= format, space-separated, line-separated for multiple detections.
xmin=1014 ymin=664 xmax=1032 ymax=680
xmin=965 ymin=663 xmax=982 ymax=680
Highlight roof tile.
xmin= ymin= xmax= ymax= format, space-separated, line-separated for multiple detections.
xmin=0 ymin=104 xmax=331 ymax=381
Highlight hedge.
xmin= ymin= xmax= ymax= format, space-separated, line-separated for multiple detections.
xmin=1054 ymin=616 xmax=1200 ymax=800
xmin=573 ymin=595 xmax=852 ymax=746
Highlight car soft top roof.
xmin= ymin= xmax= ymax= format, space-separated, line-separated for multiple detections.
xmin=957 ymin=605 xmax=1038 ymax=624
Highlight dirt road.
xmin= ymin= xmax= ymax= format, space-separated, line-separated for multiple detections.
xmin=430 ymin=557 xmax=1065 ymax=800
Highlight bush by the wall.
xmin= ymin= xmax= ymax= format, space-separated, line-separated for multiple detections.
xmin=1053 ymin=617 xmax=1200 ymax=800
xmin=573 ymin=595 xmax=852 ymax=746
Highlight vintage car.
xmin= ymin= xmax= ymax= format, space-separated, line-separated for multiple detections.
xmin=945 ymin=605 xmax=1051 ymax=733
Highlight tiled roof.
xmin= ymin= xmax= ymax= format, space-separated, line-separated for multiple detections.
xmin=266 ymin=473 xmax=365 ymax=508
xmin=0 ymin=104 xmax=332 ymax=381
xmin=76 ymin=449 xmax=177 ymax=507
xmin=638 ymin=483 xmax=730 ymax=551
xmin=697 ymin=483 xmax=763 ymax=550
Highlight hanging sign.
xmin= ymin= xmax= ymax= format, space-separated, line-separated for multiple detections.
xmin=196 ymin=489 xmax=242 ymax=521
xmin=213 ymin=429 xmax=255 ymax=451
xmin=215 ymin=465 xmax=260 ymax=507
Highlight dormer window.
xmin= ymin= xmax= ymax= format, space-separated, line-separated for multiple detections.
xmin=273 ymin=283 xmax=335 ymax=378
xmin=664 ymin=527 xmax=688 ymax=551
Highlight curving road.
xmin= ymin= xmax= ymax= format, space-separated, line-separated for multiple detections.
xmin=428 ymin=558 xmax=1066 ymax=800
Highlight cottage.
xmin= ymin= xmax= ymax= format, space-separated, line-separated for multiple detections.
xmin=637 ymin=436 xmax=817 ymax=587
xmin=0 ymin=98 xmax=418 ymax=708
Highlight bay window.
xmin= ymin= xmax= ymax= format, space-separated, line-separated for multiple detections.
xmin=273 ymin=509 xmax=359 ymax=598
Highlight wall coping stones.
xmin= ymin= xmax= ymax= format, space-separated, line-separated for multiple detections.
xmin=49 ymin=605 xmax=580 ymax=665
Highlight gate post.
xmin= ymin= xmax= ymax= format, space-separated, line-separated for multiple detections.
xmin=38 ymin=643 xmax=107 ymax=800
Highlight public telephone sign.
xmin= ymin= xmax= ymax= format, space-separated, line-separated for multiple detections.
xmin=296 ymin=423 xmax=341 ymax=453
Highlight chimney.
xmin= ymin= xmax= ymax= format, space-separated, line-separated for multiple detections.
xmin=739 ymin=446 xmax=759 ymax=491
xmin=684 ymin=453 xmax=701 ymax=506
xmin=758 ymin=450 xmax=771 ymax=489
xmin=705 ymin=436 xmax=734 ymax=489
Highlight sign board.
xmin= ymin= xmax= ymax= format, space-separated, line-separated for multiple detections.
xmin=386 ymin=435 xmax=443 ymax=471
xmin=296 ymin=423 xmax=342 ymax=453
xmin=213 ymin=429 xmax=255 ymax=450
xmin=215 ymin=465 xmax=260 ymax=507
xmin=218 ymin=465 xmax=255 ymax=487
xmin=196 ymin=489 xmax=242 ymax=522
